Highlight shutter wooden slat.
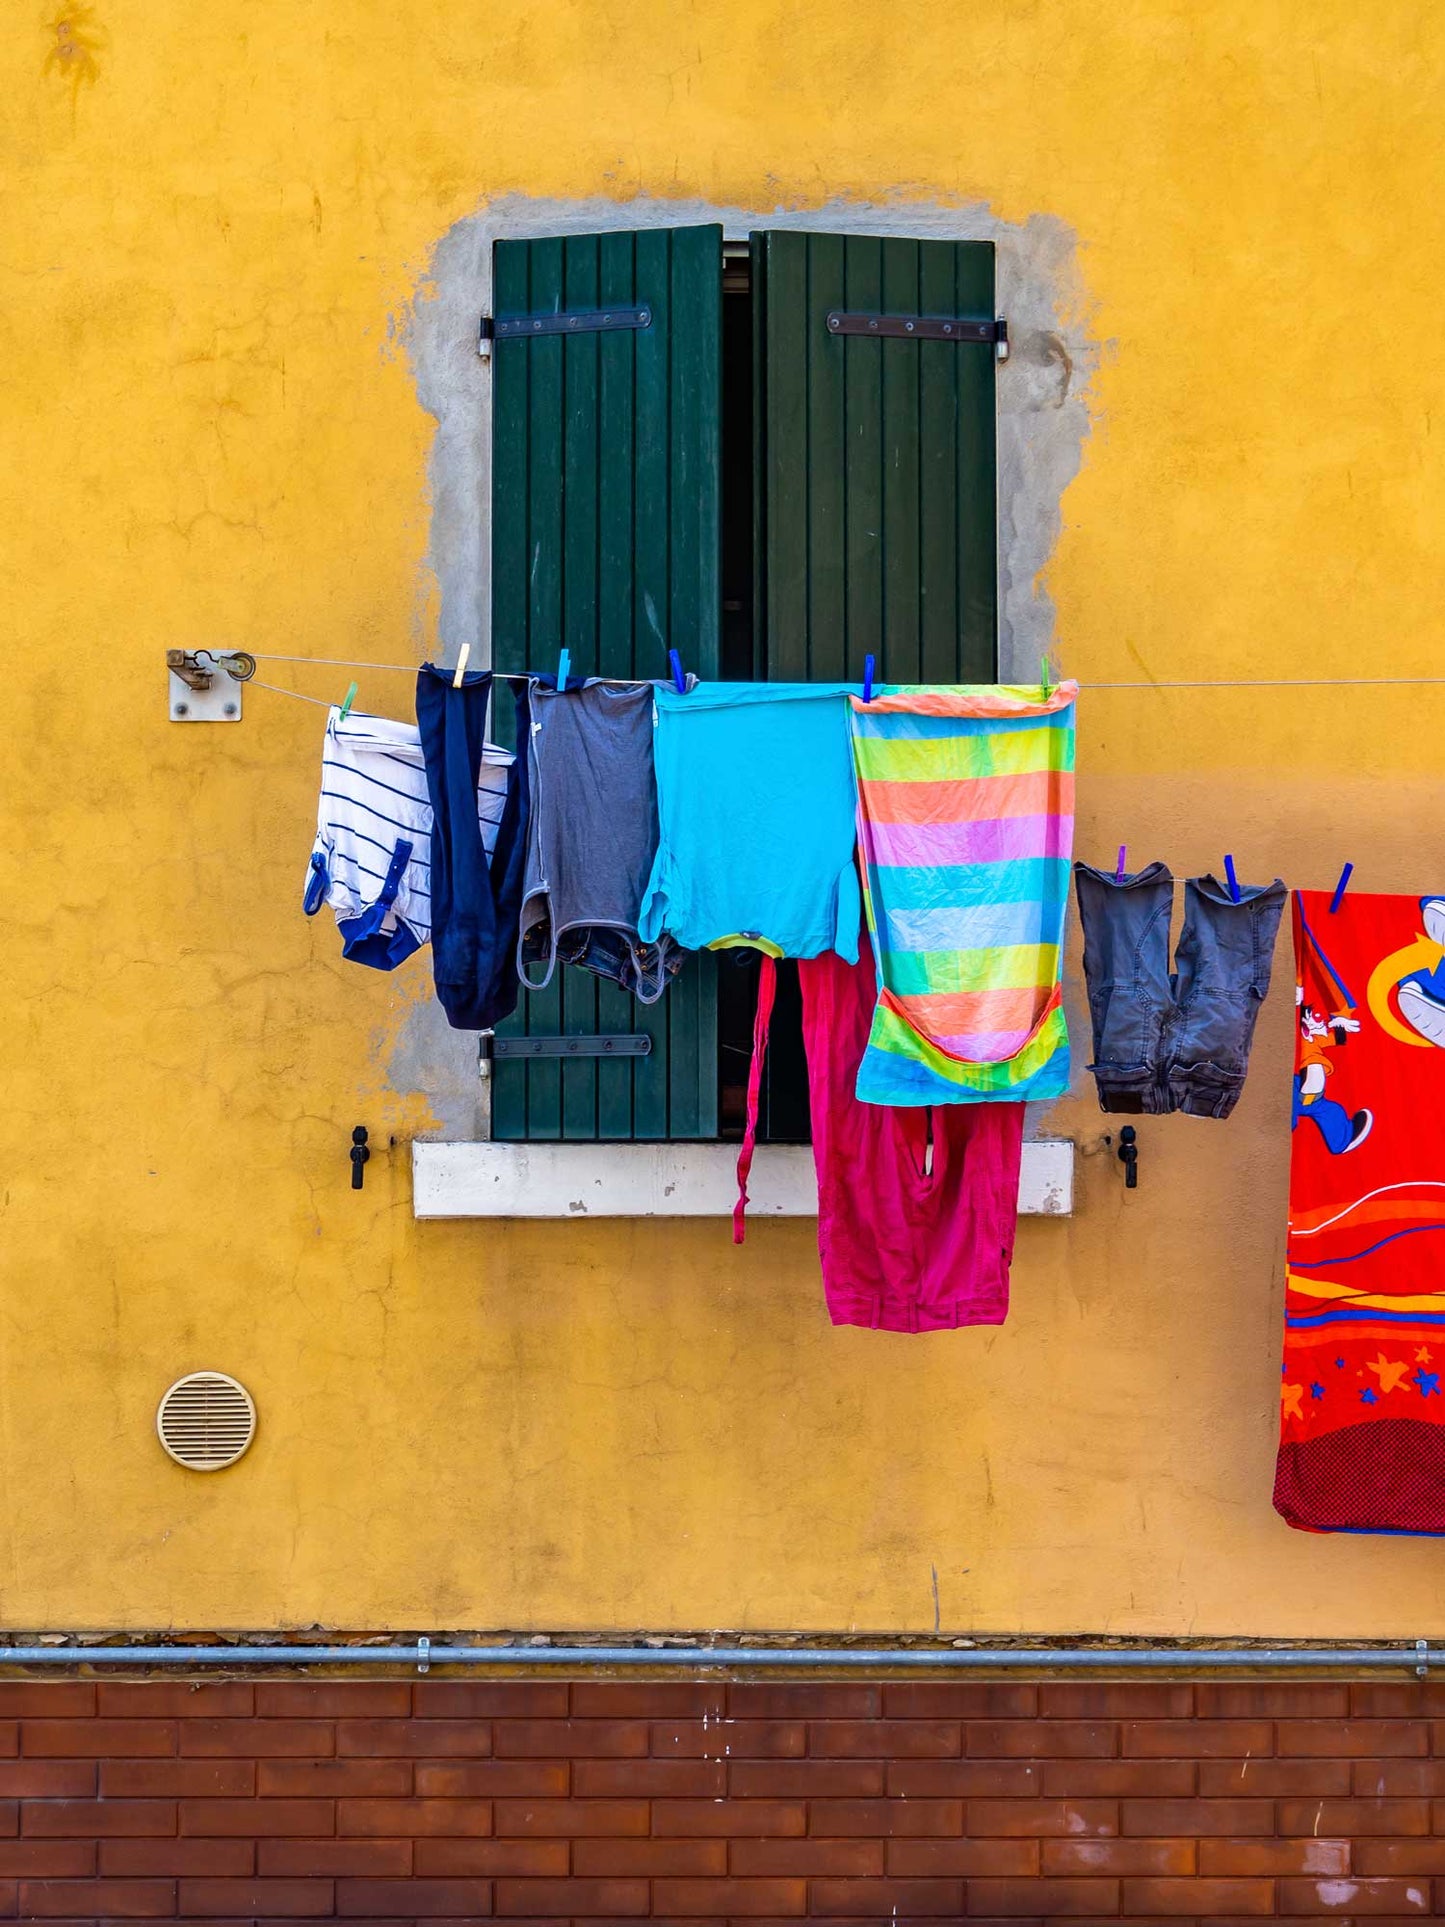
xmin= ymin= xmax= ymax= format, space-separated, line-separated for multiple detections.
xmin=805 ymin=234 xmax=847 ymax=682
xmin=624 ymin=230 xmax=679 ymax=1143
xmin=487 ymin=237 xmax=538 ymax=1143
xmin=521 ymin=236 xmax=565 ymax=1139
xmin=882 ymin=236 xmax=923 ymax=685
xmin=843 ymin=238 xmax=885 ymax=680
xmin=954 ymin=242 xmax=998 ymax=674
xmin=560 ymin=235 xmax=602 ymax=1138
xmin=595 ymin=232 xmax=640 ymax=1139
xmin=919 ymin=243 xmax=961 ymax=683
xmin=661 ymin=225 xmax=721 ymax=1141
xmin=490 ymin=224 xmax=722 ymax=1141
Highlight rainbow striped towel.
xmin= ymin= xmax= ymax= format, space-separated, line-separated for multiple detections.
xmin=849 ymin=683 xmax=1078 ymax=1105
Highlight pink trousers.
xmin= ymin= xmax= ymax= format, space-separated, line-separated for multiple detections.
xmin=798 ymin=948 xmax=1025 ymax=1333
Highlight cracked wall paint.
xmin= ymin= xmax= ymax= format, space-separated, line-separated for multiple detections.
xmin=6 ymin=0 xmax=1445 ymax=1635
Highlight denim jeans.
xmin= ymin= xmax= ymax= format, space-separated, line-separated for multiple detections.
xmin=521 ymin=921 xmax=687 ymax=1005
xmin=1073 ymin=861 xmax=1286 ymax=1118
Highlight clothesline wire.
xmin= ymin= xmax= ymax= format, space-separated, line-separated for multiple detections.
xmin=247 ymin=671 xmax=1359 ymax=896
xmin=1078 ymin=676 xmax=1445 ymax=689
xmin=239 ymin=652 xmax=1445 ymax=692
xmin=251 ymin=652 xmax=425 ymax=673
xmin=251 ymin=652 xmax=535 ymax=681
xmin=249 ymin=677 xmax=334 ymax=707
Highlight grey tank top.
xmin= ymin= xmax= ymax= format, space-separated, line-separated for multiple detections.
xmin=517 ymin=680 xmax=684 ymax=1004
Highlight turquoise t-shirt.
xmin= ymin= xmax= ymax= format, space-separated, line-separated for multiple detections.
xmin=638 ymin=682 xmax=861 ymax=962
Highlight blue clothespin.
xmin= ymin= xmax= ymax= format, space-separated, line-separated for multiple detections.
xmin=1224 ymin=854 xmax=1241 ymax=904
xmin=556 ymin=647 xmax=570 ymax=690
xmin=339 ymin=681 xmax=358 ymax=720
xmin=1116 ymin=845 xmax=1127 ymax=882
xmin=669 ymin=649 xmax=686 ymax=695
xmin=1329 ymin=862 xmax=1354 ymax=914
xmin=862 ymin=654 xmax=875 ymax=703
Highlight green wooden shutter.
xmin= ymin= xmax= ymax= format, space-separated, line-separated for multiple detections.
xmin=752 ymin=231 xmax=997 ymax=684
xmin=749 ymin=232 xmax=998 ymax=1143
xmin=490 ymin=225 xmax=721 ymax=1142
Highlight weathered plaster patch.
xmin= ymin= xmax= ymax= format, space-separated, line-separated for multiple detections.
xmin=387 ymin=990 xmax=482 ymax=1142
xmin=396 ymin=193 xmax=1097 ymax=1122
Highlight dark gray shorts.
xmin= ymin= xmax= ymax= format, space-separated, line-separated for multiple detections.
xmin=1073 ymin=861 xmax=1286 ymax=1118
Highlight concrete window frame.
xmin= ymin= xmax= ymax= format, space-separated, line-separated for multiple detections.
xmin=398 ymin=195 xmax=1093 ymax=1213
xmin=412 ymin=194 xmax=1094 ymax=688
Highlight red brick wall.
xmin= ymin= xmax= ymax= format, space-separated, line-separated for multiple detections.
xmin=0 ymin=1678 xmax=1438 ymax=1920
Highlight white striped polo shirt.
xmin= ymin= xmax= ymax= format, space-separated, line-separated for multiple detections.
xmin=304 ymin=707 xmax=512 ymax=970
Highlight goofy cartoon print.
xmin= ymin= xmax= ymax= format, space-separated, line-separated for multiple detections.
xmin=1294 ymin=902 xmax=1372 ymax=1155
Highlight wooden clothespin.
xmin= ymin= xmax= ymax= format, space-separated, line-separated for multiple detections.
xmin=1329 ymin=862 xmax=1354 ymax=914
xmin=1224 ymin=854 xmax=1241 ymax=904
xmin=453 ymin=642 xmax=471 ymax=689
xmin=862 ymin=654 xmax=875 ymax=703
xmin=668 ymin=648 xmax=686 ymax=694
xmin=339 ymin=682 xmax=358 ymax=721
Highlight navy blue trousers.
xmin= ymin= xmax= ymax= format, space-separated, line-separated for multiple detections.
xmin=416 ymin=666 xmax=529 ymax=1031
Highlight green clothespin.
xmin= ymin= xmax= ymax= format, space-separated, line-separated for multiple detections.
xmin=1039 ymin=655 xmax=1053 ymax=702
xmin=339 ymin=681 xmax=358 ymax=720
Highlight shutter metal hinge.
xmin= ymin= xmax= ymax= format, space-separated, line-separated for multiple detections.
xmin=478 ymin=306 xmax=653 ymax=357
xmin=489 ymin=1034 xmax=653 ymax=1060
xmin=826 ymin=311 xmax=1009 ymax=359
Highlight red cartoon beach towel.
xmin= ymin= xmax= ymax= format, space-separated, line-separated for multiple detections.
xmin=1276 ymin=890 xmax=1445 ymax=1533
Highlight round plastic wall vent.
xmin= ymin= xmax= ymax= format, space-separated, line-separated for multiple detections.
xmin=156 ymin=1373 xmax=256 ymax=1471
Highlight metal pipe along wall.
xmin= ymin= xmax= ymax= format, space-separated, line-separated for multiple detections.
xmin=0 ymin=1643 xmax=1431 ymax=1672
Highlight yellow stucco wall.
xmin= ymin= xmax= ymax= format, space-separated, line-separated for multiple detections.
xmin=7 ymin=0 xmax=1445 ymax=1633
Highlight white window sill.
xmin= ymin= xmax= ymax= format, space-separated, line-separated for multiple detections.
xmin=412 ymin=1138 xmax=1073 ymax=1219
